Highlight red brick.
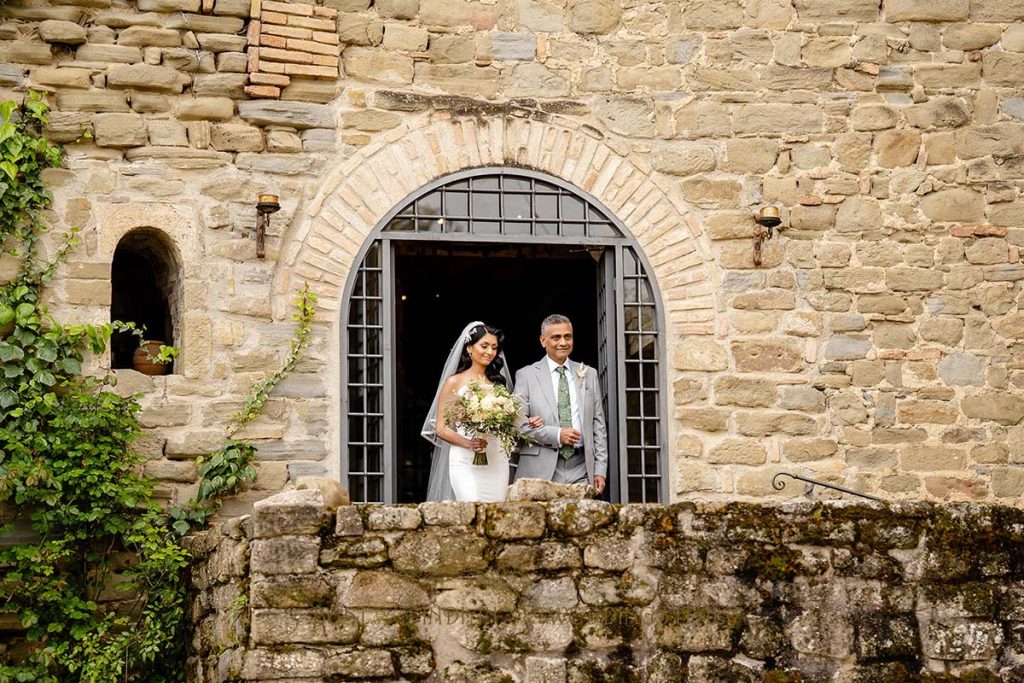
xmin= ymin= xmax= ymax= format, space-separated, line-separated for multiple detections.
xmin=250 ymin=71 xmax=291 ymax=86
xmin=311 ymin=53 xmax=338 ymax=67
xmin=313 ymin=6 xmax=337 ymax=18
xmin=262 ymin=0 xmax=312 ymax=15
xmin=286 ymin=15 xmax=334 ymax=30
xmin=262 ymin=10 xmax=288 ymax=24
xmin=246 ymin=19 xmax=261 ymax=46
xmin=284 ymin=63 xmax=337 ymax=78
xmin=263 ymin=23 xmax=311 ymax=39
xmin=259 ymin=46 xmax=313 ymax=64
xmin=259 ymin=60 xmax=286 ymax=73
xmin=244 ymin=84 xmax=281 ymax=98
xmin=261 ymin=34 xmax=287 ymax=48
xmin=247 ymin=46 xmax=260 ymax=71
xmin=312 ymin=30 xmax=339 ymax=45
xmin=286 ymin=38 xmax=338 ymax=56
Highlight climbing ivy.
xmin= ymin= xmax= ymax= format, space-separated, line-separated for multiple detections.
xmin=0 ymin=94 xmax=317 ymax=681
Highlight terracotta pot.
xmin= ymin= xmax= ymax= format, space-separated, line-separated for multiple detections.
xmin=132 ymin=340 xmax=171 ymax=376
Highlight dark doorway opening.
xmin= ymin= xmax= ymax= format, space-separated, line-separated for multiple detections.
xmin=394 ymin=241 xmax=600 ymax=503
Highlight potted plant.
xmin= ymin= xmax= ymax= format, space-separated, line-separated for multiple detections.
xmin=132 ymin=339 xmax=178 ymax=375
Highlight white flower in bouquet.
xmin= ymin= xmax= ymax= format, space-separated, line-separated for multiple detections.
xmin=444 ymin=381 xmax=526 ymax=465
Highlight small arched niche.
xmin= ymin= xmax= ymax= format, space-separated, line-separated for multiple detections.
xmin=109 ymin=228 xmax=181 ymax=373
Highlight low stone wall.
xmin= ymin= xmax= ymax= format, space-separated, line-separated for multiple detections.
xmin=186 ymin=491 xmax=1024 ymax=681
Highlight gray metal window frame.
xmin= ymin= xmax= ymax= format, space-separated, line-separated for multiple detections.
xmin=339 ymin=166 xmax=669 ymax=503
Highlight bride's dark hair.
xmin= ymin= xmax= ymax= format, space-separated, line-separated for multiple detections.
xmin=456 ymin=324 xmax=508 ymax=387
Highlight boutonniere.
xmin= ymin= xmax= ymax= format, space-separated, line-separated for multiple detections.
xmin=575 ymin=362 xmax=587 ymax=389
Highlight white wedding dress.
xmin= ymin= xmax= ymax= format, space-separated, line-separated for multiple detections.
xmin=449 ymin=427 xmax=508 ymax=502
xmin=448 ymin=387 xmax=509 ymax=502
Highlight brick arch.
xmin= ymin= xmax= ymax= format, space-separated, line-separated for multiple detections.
xmin=273 ymin=114 xmax=718 ymax=338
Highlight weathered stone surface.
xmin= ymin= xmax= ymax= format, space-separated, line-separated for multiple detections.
xmin=107 ymin=64 xmax=189 ymax=93
xmin=961 ymin=392 xmax=1024 ymax=425
xmin=674 ymin=339 xmax=728 ymax=371
xmin=546 ymin=499 xmax=614 ymax=536
xmin=250 ymin=536 xmax=320 ymax=574
xmin=506 ymin=479 xmax=595 ymax=501
xmin=237 ymin=100 xmax=335 ymax=128
xmin=390 ymin=527 xmax=488 ymax=575
xmin=731 ymin=339 xmax=803 ymax=372
xmin=568 ymin=0 xmax=620 ymax=34
xmin=93 ymin=113 xmax=147 ymax=147
xmin=251 ymin=609 xmax=360 ymax=644
xmin=482 ymin=502 xmax=546 ymax=539
xmin=252 ymin=489 xmax=325 ymax=538
xmin=38 ymin=20 xmax=87 ymax=44
xmin=345 ymin=570 xmax=430 ymax=608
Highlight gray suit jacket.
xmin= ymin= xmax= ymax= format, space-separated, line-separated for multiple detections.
xmin=513 ymin=357 xmax=608 ymax=484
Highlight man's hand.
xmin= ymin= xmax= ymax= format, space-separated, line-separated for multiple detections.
xmin=593 ymin=475 xmax=606 ymax=495
xmin=559 ymin=428 xmax=581 ymax=446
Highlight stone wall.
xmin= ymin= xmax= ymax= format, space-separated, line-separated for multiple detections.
xmin=186 ymin=492 xmax=1024 ymax=681
xmin=1 ymin=0 xmax=1024 ymax=505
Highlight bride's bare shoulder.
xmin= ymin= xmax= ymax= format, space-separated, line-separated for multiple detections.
xmin=442 ymin=373 xmax=468 ymax=394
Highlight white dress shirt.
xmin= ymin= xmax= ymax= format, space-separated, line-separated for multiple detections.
xmin=547 ymin=356 xmax=583 ymax=436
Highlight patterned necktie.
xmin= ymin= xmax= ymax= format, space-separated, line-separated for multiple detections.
xmin=556 ymin=366 xmax=574 ymax=459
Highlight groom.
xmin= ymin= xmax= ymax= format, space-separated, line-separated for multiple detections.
xmin=514 ymin=314 xmax=608 ymax=495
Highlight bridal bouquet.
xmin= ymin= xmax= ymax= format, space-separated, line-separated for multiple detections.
xmin=445 ymin=382 xmax=524 ymax=465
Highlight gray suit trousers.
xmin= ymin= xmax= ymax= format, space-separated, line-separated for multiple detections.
xmin=551 ymin=450 xmax=588 ymax=485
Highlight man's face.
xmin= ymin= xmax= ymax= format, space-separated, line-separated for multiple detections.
xmin=540 ymin=322 xmax=573 ymax=364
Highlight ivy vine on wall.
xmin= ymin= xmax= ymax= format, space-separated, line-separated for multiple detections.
xmin=0 ymin=93 xmax=318 ymax=681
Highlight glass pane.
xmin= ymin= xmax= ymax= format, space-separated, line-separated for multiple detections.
xmin=627 ymin=419 xmax=641 ymax=444
xmin=644 ymin=478 xmax=659 ymax=502
xmin=624 ymin=250 xmax=638 ymax=276
xmin=350 ymin=448 xmax=365 ymax=472
xmin=366 ymin=244 xmax=380 ymax=268
xmin=625 ymin=361 xmax=639 ymax=386
xmin=348 ymin=328 xmax=365 ymax=355
xmin=367 ymin=419 xmax=382 ymax=444
xmin=628 ymin=478 xmax=643 ymax=502
xmin=366 ymin=271 xmax=380 ymax=295
xmin=367 ymin=358 xmax=381 ymax=383
xmin=417 ymin=192 xmax=441 ymax=216
xmin=417 ymin=217 xmax=444 ymax=232
xmin=353 ymin=274 xmax=364 ymax=297
xmin=348 ymin=387 xmax=365 ymax=413
xmin=348 ymin=476 xmax=364 ymax=502
xmin=445 ymin=191 xmax=469 ymax=217
xmin=642 ymin=363 xmax=656 ymax=387
xmin=449 ymin=179 xmax=470 ymax=190
xmin=644 ymin=420 xmax=659 ymax=446
xmin=627 ymin=391 xmax=640 ymax=415
xmin=640 ymin=279 xmax=655 ymax=304
xmin=560 ymin=194 xmax=585 ymax=220
xmin=472 ymin=193 xmax=500 ymax=218
xmin=503 ymin=194 xmax=531 ymax=219
xmin=474 ymin=221 xmax=501 ymax=235
xmin=536 ymin=194 xmax=558 ymax=219
xmin=643 ymin=391 xmax=658 ymax=416
xmin=387 ymin=217 xmax=415 ymax=232
xmin=536 ymin=222 xmax=559 ymax=236
xmin=366 ymin=328 xmax=381 ymax=354
xmin=348 ymin=357 xmax=365 ymax=383
xmin=624 ymin=280 xmax=638 ymax=304
xmin=505 ymin=177 xmax=532 ymax=191
xmin=590 ymin=222 xmax=619 ymax=238
xmin=448 ymin=219 xmax=470 ymax=233
xmin=366 ymin=302 xmax=381 ymax=326
xmin=367 ymin=477 xmax=383 ymax=502
xmin=348 ymin=417 xmax=363 ymax=441
xmin=350 ymin=300 xmax=365 ymax=326
xmin=644 ymin=450 xmax=659 ymax=473
xmin=505 ymin=221 xmax=532 ymax=235
xmin=474 ymin=177 xmax=500 ymax=190
xmin=367 ymin=446 xmax=382 ymax=472
xmin=627 ymin=448 xmax=641 ymax=472
xmin=366 ymin=387 xmax=382 ymax=413
xmin=562 ymin=222 xmax=585 ymax=237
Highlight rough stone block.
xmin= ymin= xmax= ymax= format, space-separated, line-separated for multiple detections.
xmin=250 ymin=536 xmax=320 ymax=574
xmin=344 ymin=570 xmax=430 ymax=608
xmin=390 ymin=527 xmax=488 ymax=575
xmin=252 ymin=489 xmax=326 ymax=538
xmin=251 ymin=609 xmax=359 ymax=644
xmin=237 ymin=99 xmax=335 ymax=128
xmin=482 ymin=502 xmax=546 ymax=539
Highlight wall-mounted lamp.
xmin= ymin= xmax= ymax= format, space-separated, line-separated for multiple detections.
xmin=255 ymin=193 xmax=281 ymax=259
xmin=753 ymin=206 xmax=782 ymax=267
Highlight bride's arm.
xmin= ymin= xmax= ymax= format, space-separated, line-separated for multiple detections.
xmin=435 ymin=377 xmax=475 ymax=449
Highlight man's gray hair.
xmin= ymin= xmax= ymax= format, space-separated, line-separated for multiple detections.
xmin=541 ymin=314 xmax=572 ymax=336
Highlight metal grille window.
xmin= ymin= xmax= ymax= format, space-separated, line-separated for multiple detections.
xmin=341 ymin=168 xmax=667 ymax=504
xmin=345 ymin=242 xmax=386 ymax=503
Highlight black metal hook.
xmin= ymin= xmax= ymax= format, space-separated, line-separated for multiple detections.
xmin=772 ymin=472 xmax=883 ymax=502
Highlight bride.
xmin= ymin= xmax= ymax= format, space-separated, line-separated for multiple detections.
xmin=421 ymin=321 xmax=541 ymax=502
